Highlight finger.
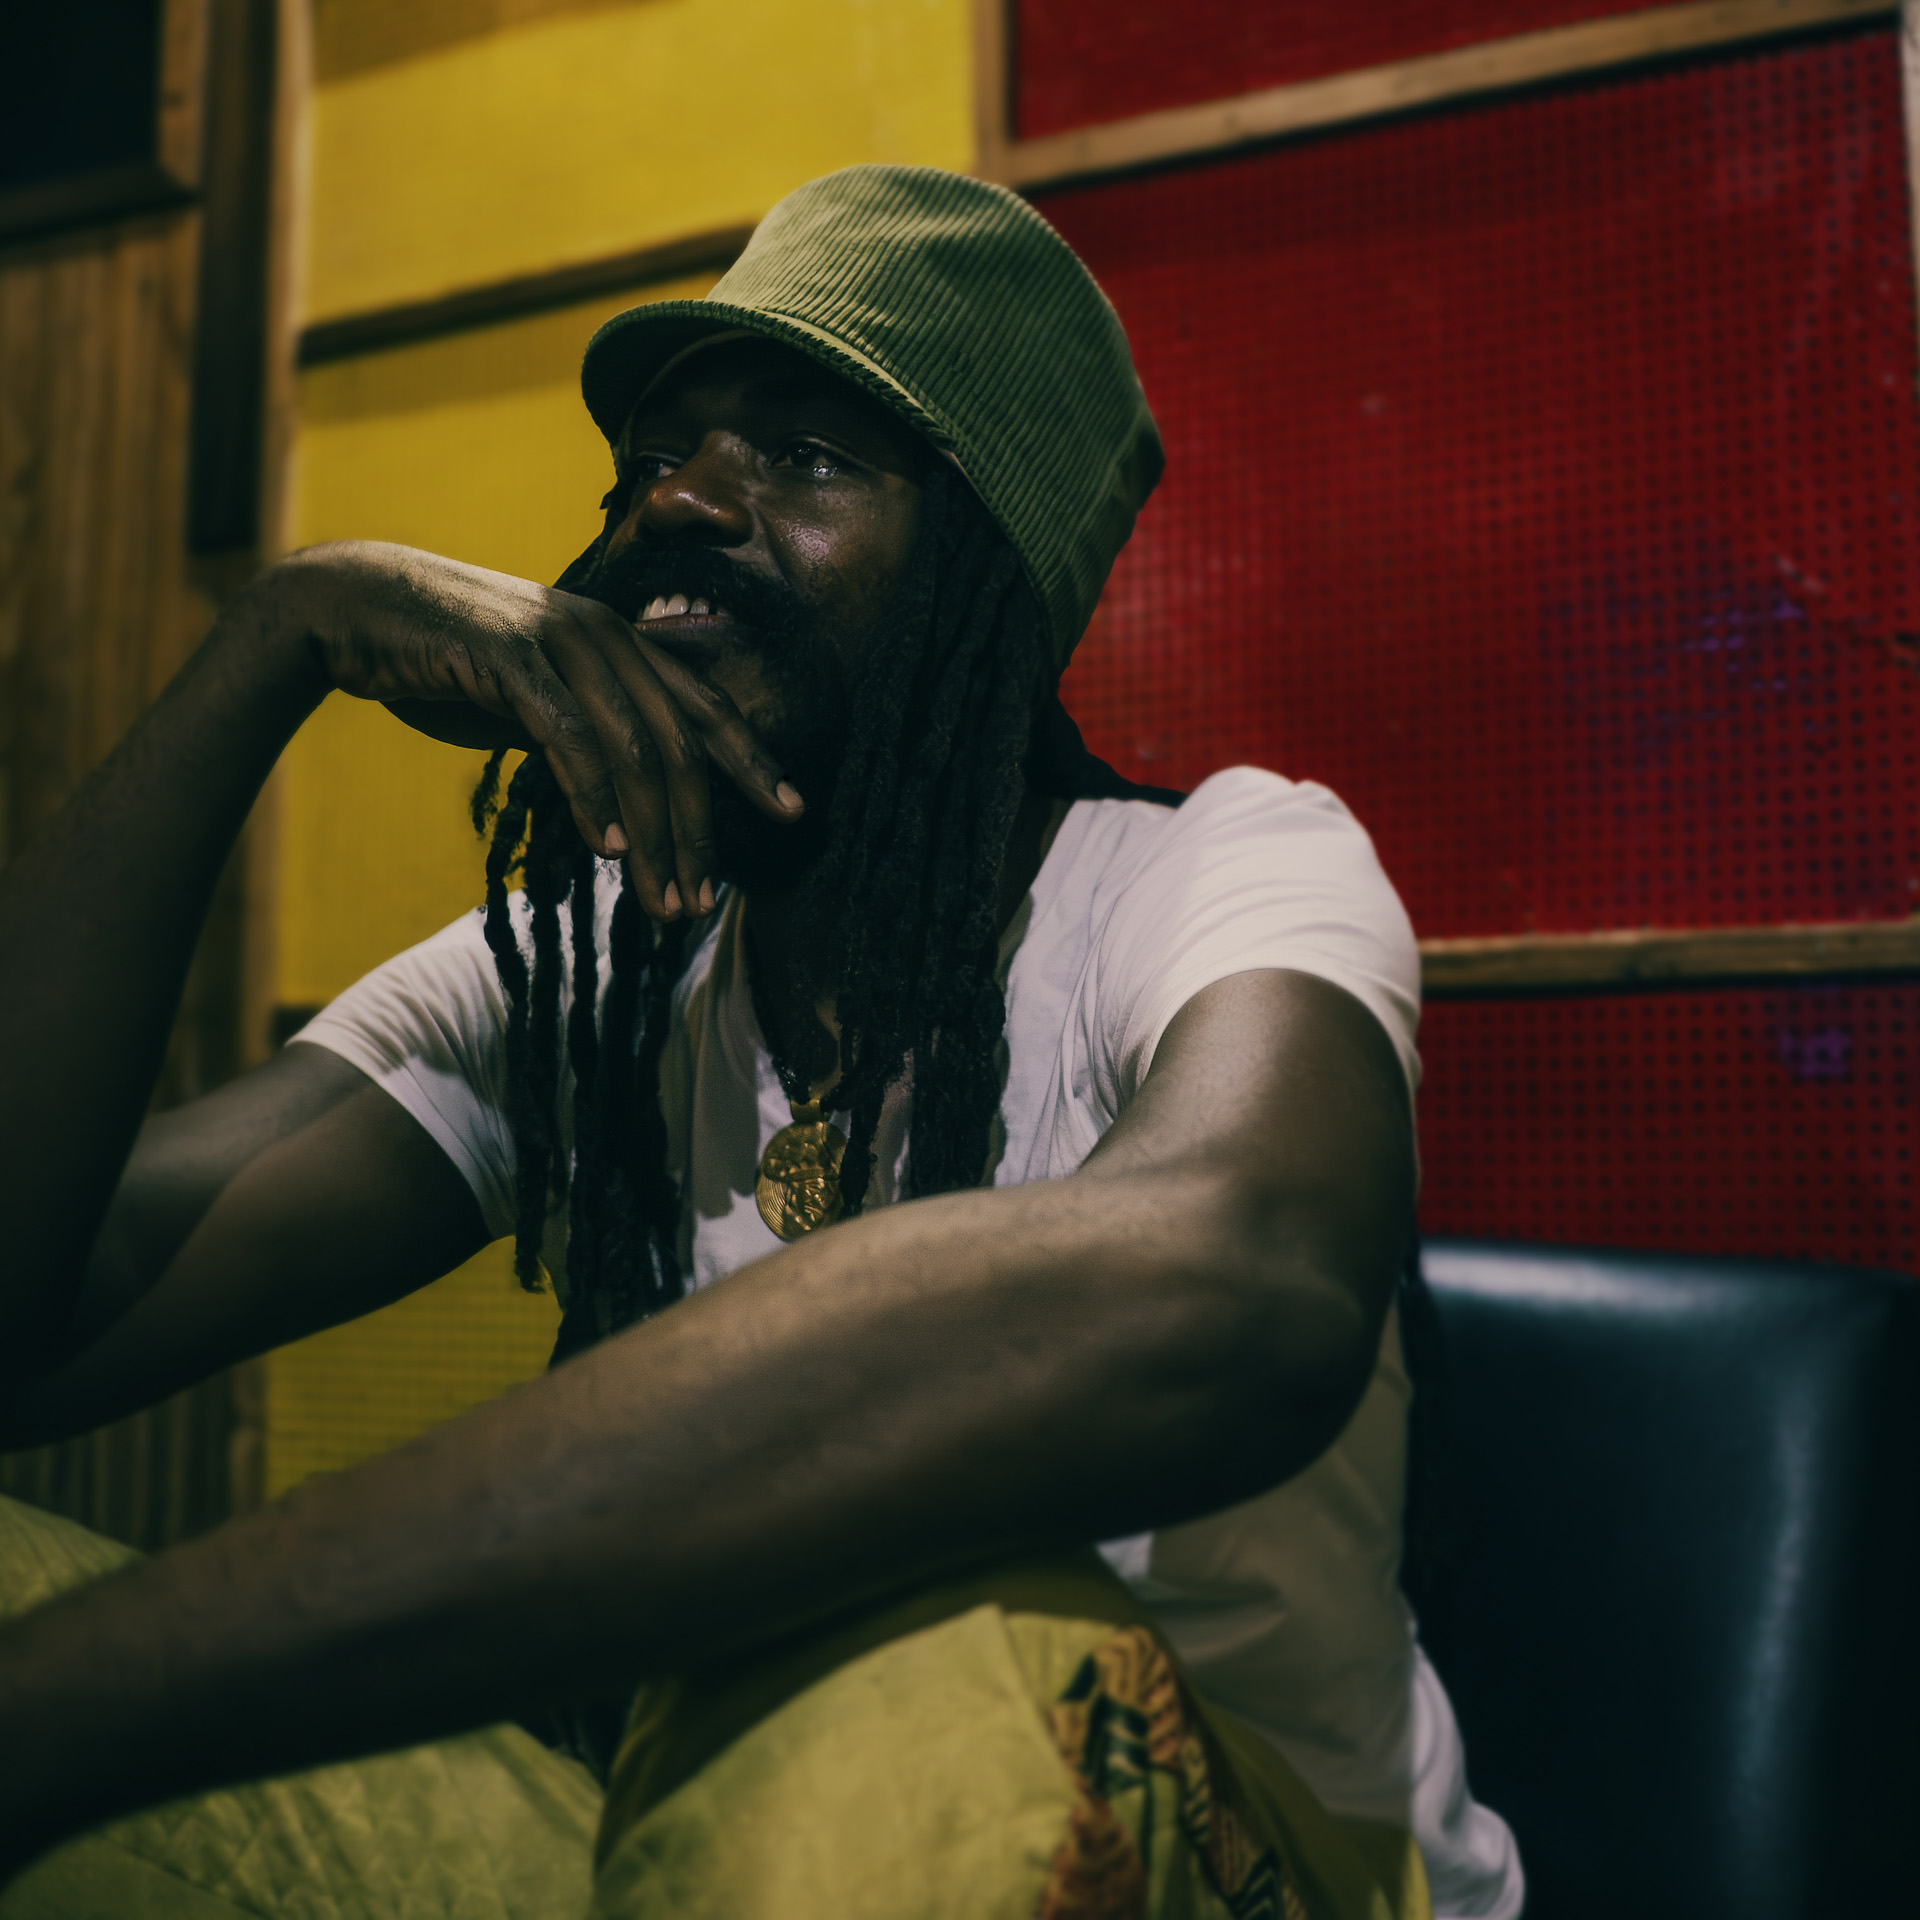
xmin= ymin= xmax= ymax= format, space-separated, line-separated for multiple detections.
xmin=555 ymin=604 xmax=724 ymax=918
xmin=481 ymin=637 xmax=632 ymax=865
xmin=538 ymin=609 xmax=692 ymax=918
xmin=629 ymin=633 xmax=806 ymax=823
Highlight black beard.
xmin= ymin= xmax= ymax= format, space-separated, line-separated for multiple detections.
xmin=574 ymin=538 xmax=853 ymax=891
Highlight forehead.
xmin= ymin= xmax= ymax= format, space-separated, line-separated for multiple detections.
xmin=618 ymin=335 xmax=927 ymax=466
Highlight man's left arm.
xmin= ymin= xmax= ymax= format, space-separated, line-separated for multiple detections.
xmin=0 ymin=967 xmax=1413 ymax=1871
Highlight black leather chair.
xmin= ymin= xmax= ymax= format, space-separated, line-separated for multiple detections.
xmin=1412 ymin=1239 xmax=1919 ymax=1920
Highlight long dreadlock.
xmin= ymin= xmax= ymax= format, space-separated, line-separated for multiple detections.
xmin=473 ymin=465 xmax=1173 ymax=1368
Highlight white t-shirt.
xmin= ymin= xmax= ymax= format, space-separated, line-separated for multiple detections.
xmin=298 ymin=765 xmax=1523 ymax=1919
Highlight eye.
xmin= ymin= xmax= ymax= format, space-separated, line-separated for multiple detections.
xmin=601 ymin=455 xmax=676 ymax=519
xmin=776 ymin=438 xmax=846 ymax=479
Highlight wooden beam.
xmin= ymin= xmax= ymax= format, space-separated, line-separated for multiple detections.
xmin=1902 ymin=4 xmax=1920 ymax=395
xmin=295 ymin=224 xmax=758 ymax=368
xmin=981 ymin=0 xmax=1893 ymax=192
xmin=1420 ymin=919 xmax=1920 ymax=997
xmin=0 ymin=166 xmax=197 ymax=248
xmin=158 ymin=0 xmax=213 ymax=187
xmin=973 ymin=0 xmax=1014 ymax=182
xmin=188 ymin=0 xmax=279 ymax=552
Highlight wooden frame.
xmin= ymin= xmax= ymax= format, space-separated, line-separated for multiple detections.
xmin=188 ymin=0 xmax=280 ymax=551
xmin=1421 ymin=919 xmax=1920 ymax=996
xmin=295 ymin=224 xmax=756 ymax=368
xmin=976 ymin=0 xmax=1895 ymax=190
xmin=0 ymin=0 xmax=210 ymax=245
xmin=1903 ymin=1 xmax=1920 ymax=350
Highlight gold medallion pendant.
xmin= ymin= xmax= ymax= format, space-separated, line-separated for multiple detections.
xmin=756 ymin=1098 xmax=848 ymax=1240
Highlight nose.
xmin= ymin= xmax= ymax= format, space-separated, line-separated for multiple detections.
xmin=619 ymin=432 xmax=756 ymax=551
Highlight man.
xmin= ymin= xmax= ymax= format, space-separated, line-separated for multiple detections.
xmin=0 ymin=168 xmax=1519 ymax=1918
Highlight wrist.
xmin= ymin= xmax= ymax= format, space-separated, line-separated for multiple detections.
xmin=213 ymin=547 xmax=349 ymax=720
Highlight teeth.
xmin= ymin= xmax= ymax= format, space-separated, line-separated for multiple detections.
xmin=639 ymin=592 xmax=721 ymax=622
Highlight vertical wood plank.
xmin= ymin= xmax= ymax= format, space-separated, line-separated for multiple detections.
xmin=972 ymin=0 xmax=1013 ymax=181
xmin=1902 ymin=3 xmax=1920 ymax=415
xmin=0 ymin=256 xmax=49 ymax=865
xmin=159 ymin=0 xmax=213 ymax=187
xmin=189 ymin=0 xmax=278 ymax=551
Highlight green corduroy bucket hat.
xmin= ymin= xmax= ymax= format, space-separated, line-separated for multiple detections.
xmin=580 ymin=166 xmax=1164 ymax=667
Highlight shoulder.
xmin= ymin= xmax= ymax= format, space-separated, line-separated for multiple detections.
xmin=1089 ymin=765 xmax=1406 ymax=921
xmin=1077 ymin=765 xmax=1421 ymax=1102
xmin=1064 ymin=765 xmax=1387 ymax=872
xmin=1171 ymin=763 xmax=1380 ymax=844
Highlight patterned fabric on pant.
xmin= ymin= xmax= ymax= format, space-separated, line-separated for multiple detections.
xmin=591 ymin=1601 xmax=1428 ymax=1920
xmin=0 ymin=1498 xmax=1426 ymax=1920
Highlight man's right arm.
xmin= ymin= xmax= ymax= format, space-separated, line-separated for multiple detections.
xmin=0 ymin=560 xmax=486 ymax=1446
xmin=0 ymin=540 xmax=795 ymax=1440
xmin=0 ymin=575 xmax=334 ymax=1382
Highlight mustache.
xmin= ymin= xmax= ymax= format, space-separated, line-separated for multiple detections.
xmin=576 ymin=538 xmax=812 ymax=640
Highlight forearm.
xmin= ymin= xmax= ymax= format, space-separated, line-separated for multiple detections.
xmin=0 ymin=574 xmax=330 ymax=1338
xmin=0 ymin=533 xmax=811 ymax=1361
xmin=0 ymin=1157 xmax=1377 ymax=1864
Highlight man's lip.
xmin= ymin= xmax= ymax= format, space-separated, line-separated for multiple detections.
xmin=630 ymin=610 xmax=734 ymax=631
xmin=628 ymin=611 xmax=739 ymax=662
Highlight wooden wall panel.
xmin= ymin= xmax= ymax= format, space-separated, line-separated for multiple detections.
xmin=0 ymin=209 xmax=260 ymax=1550
xmin=3 ymin=226 xmax=195 ymax=806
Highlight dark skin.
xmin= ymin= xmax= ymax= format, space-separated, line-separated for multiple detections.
xmin=0 ymin=339 xmax=1415 ymax=1875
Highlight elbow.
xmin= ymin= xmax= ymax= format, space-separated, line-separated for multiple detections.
xmin=1177 ymin=1176 xmax=1403 ymax=1503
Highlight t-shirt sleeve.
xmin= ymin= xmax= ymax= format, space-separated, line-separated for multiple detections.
xmin=292 ymin=908 xmax=520 ymax=1241
xmin=1091 ymin=766 xmax=1421 ymax=1112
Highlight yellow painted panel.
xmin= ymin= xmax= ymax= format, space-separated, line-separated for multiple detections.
xmin=305 ymin=0 xmax=974 ymax=319
xmin=315 ymin=0 xmax=644 ymax=84
xmin=263 ymin=1239 xmax=560 ymax=1496
xmin=273 ymin=696 xmax=500 ymax=1005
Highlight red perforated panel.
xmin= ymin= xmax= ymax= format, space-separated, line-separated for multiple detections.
xmin=1016 ymin=0 xmax=1659 ymax=138
xmin=1045 ymin=31 xmax=1920 ymax=938
xmin=1419 ymin=983 xmax=1918 ymax=1273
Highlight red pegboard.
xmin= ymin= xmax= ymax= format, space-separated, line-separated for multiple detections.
xmin=1418 ymin=982 xmax=1917 ymax=1273
xmin=1044 ymin=30 xmax=1920 ymax=937
xmin=1016 ymin=0 xmax=1661 ymax=139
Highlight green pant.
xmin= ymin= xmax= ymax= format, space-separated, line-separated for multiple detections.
xmin=0 ymin=1497 xmax=1425 ymax=1920
xmin=0 ymin=1497 xmax=599 ymax=1920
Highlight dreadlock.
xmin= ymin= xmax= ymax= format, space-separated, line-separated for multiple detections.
xmin=473 ymin=464 xmax=1168 ymax=1367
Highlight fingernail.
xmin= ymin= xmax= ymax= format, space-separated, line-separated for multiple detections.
xmin=775 ymin=780 xmax=803 ymax=812
xmin=698 ymin=878 xmax=715 ymax=914
xmin=604 ymin=823 xmax=629 ymax=854
xmin=663 ymin=881 xmax=682 ymax=915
